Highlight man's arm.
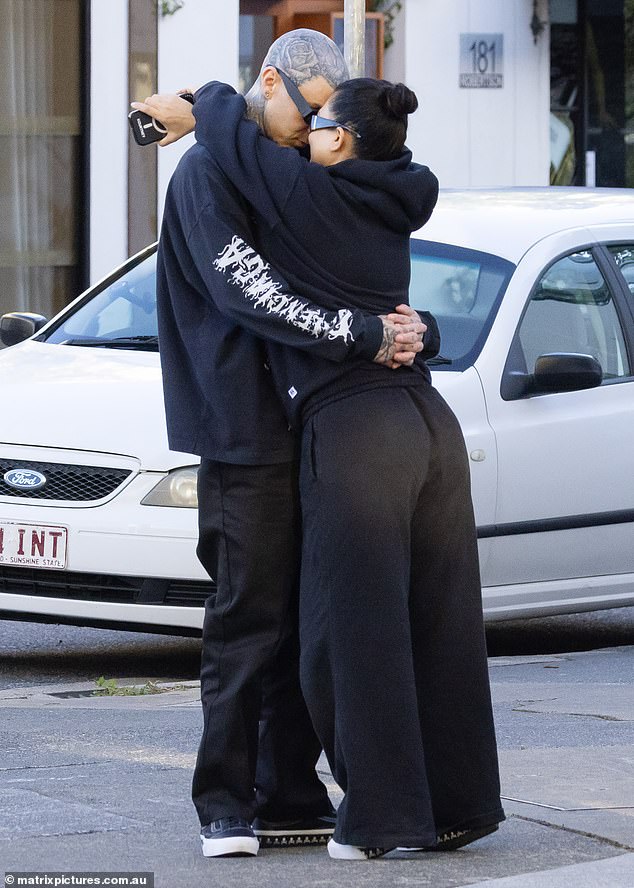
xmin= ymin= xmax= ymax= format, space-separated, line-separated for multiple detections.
xmin=134 ymin=83 xmax=305 ymax=222
xmin=182 ymin=207 xmax=424 ymax=365
xmin=135 ymin=89 xmax=425 ymax=363
xmin=131 ymin=91 xmax=196 ymax=146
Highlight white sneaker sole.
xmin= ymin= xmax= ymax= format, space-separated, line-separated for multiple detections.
xmin=201 ymin=834 xmax=259 ymax=857
xmin=327 ymin=838 xmax=389 ymax=860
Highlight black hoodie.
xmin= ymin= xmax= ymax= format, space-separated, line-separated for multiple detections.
xmin=192 ymin=82 xmax=439 ymax=425
xmin=158 ymin=117 xmax=388 ymax=462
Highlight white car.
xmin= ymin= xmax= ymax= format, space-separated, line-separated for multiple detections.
xmin=1 ymin=188 xmax=633 ymax=632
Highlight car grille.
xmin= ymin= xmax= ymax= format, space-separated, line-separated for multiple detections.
xmin=0 ymin=459 xmax=132 ymax=501
xmin=0 ymin=566 xmax=215 ymax=607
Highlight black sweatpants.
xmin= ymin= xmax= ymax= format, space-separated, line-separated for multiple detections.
xmin=299 ymin=383 xmax=504 ymax=848
xmin=192 ymin=459 xmax=332 ymax=826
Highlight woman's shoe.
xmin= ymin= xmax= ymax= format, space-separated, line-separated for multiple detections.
xmin=434 ymin=823 xmax=499 ymax=851
xmin=397 ymin=823 xmax=500 ymax=853
xmin=327 ymin=838 xmax=392 ymax=860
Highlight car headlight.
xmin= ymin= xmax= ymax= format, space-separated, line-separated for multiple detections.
xmin=141 ymin=467 xmax=199 ymax=508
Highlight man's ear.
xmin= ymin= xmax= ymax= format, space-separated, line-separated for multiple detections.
xmin=260 ymin=66 xmax=277 ymax=95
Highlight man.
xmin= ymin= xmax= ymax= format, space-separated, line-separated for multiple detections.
xmin=133 ymin=29 xmax=427 ymax=859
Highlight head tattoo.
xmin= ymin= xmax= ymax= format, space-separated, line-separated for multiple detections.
xmin=262 ymin=29 xmax=349 ymax=88
xmin=244 ymin=29 xmax=348 ymax=134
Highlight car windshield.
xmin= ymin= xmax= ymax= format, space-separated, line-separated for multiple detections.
xmin=44 ymin=252 xmax=158 ymax=348
xmin=42 ymin=242 xmax=514 ymax=366
xmin=409 ymin=240 xmax=515 ymax=369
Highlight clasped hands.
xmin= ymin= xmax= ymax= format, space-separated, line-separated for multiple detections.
xmin=376 ymin=305 xmax=426 ymax=369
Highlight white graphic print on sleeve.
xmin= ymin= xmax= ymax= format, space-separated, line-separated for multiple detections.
xmin=214 ymin=236 xmax=355 ymax=343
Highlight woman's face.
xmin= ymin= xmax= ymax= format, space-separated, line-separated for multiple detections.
xmin=308 ymin=98 xmax=356 ymax=166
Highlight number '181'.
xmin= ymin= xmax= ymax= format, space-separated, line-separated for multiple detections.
xmin=470 ymin=41 xmax=496 ymax=73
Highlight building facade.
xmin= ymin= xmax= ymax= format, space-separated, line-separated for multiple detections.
xmin=1 ymin=0 xmax=632 ymax=320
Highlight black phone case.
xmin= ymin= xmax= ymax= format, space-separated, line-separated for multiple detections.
xmin=128 ymin=110 xmax=168 ymax=146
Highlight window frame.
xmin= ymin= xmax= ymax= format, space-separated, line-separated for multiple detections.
xmin=596 ymin=242 xmax=634 ymax=330
xmin=500 ymin=241 xmax=634 ymax=401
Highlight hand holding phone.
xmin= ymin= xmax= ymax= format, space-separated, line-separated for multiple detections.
xmin=128 ymin=110 xmax=168 ymax=146
xmin=128 ymin=92 xmax=195 ymax=146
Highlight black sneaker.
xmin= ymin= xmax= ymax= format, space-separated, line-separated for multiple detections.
xmin=252 ymin=812 xmax=337 ymax=847
xmin=200 ymin=817 xmax=259 ymax=857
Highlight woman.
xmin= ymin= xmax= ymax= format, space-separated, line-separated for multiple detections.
xmin=164 ymin=76 xmax=504 ymax=858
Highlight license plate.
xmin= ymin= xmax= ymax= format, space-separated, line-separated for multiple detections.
xmin=0 ymin=521 xmax=68 ymax=570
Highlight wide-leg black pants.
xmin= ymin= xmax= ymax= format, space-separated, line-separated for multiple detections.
xmin=299 ymin=383 xmax=504 ymax=848
xmin=191 ymin=459 xmax=331 ymax=826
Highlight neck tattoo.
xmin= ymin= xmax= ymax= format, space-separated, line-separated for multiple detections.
xmin=245 ymin=88 xmax=267 ymax=133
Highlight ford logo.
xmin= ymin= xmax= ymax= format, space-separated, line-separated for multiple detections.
xmin=3 ymin=469 xmax=47 ymax=491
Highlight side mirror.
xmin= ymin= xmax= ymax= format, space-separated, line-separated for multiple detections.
xmin=502 ymin=353 xmax=603 ymax=400
xmin=0 ymin=312 xmax=48 ymax=347
xmin=533 ymin=353 xmax=603 ymax=393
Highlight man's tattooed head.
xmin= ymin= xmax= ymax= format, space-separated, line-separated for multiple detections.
xmin=261 ymin=29 xmax=349 ymax=88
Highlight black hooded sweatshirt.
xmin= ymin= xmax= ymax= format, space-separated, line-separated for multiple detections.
xmin=191 ymin=82 xmax=439 ymax=426
xmin=158 ymin=122 xmax=387 ymax=462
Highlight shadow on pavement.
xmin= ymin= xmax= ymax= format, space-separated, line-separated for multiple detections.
xmin=486 ymin=606 xmax=634 ymax=657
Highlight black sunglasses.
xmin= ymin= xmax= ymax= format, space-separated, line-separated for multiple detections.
xmin=309 ymin=113 xmax=361 ymax=139
xmin=274 ymin=67 xmax=314 ymax=123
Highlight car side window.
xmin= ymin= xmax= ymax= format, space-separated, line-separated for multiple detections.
xmin=514 ymin=251 xmax=630 ymax=381
xmin=607 ymin=244 xmax=634 ymax=299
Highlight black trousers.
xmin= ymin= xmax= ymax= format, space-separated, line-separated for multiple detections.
xmin=191 ymin=459 xmax=331 ymax=826
xmin=299 ymin=383 xmax=505 ymax=847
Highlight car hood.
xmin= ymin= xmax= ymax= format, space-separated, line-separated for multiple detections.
xmin=0 ymin=341 xmax=196 ymax=471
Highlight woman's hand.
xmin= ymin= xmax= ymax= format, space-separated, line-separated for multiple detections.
xmin=130 ymin=90 xmax=197 ymax=146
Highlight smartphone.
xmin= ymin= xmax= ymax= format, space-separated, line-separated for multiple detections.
xmin=128 ymin=93 xmax=195 ymax=147
xmin=128 ymin=110 xmax=168 ymax=146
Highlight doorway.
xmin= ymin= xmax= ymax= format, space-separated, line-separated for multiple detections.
xmin=550 ymin=0 xmax=634 ymax=187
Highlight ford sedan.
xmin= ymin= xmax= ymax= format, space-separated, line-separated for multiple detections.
xmin=1 ymin=188 xmax=633 ymax=632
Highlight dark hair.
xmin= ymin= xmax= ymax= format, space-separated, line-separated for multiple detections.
xmin=328 ymin=78 xmax=418 ymax=161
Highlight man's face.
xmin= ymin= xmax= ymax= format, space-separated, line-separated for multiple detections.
xmin=263 ymin=70 xmax=333 ymax=149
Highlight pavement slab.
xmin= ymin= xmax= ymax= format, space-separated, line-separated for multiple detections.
xmin=0 ymin=648 xmax=632 ymax=887
xmin=0 ymin=786 xmax=147 ymax=839
xmin=465 ymin=851 xmax=634 ymax=888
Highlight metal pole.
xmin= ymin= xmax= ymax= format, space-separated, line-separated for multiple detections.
xmin=344 ymin=0 xmax=366 ymax=78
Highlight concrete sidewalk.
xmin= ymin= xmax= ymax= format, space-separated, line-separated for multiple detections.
xmin=0 ymin=646 xmax=632 ymax=887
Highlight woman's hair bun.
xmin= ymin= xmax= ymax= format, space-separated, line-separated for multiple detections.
xmin=381 ymin=82 xmax=418 ymax=118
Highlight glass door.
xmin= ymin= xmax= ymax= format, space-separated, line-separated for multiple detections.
xmin=586 ymin=0 xmax=625 ymax=186
xmin=551 ymin=0 xmax=633 ymax=187
xmin=0 ymin=0 xmax=86 ymax=320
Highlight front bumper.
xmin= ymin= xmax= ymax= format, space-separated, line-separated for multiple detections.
xmin=0 ymin=446 xmax=211 ymax=630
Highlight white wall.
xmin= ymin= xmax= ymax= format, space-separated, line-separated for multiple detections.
xmin=403 ymin=0 xmax=550 ymax=187
xmin=157 ymin=0 xmax=240 ymax=223
xmin=89 ymin=0 xmax=128 ymax=284
xmin=382 ymin=0 xmax=407 ymax=85
xmin=89 ymin=0 xmax=239 ymax=282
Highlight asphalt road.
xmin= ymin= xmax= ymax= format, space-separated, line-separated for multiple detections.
xmin=0 ymin=605 xmax=633 ymax=690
